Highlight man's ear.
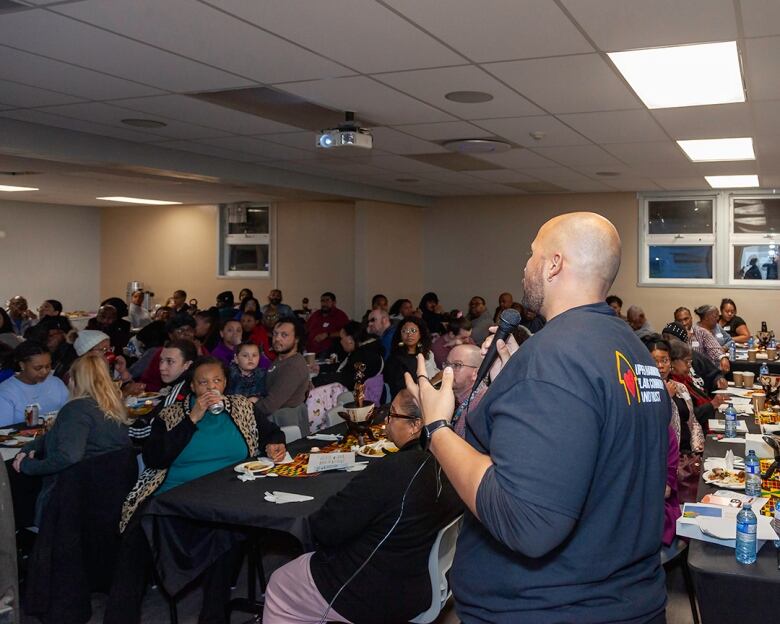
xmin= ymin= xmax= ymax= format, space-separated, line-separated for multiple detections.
xmin=548 ymin=252 xmax=563 ymax=280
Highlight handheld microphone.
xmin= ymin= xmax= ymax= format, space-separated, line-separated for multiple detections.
xmin=471 ymin=308 xmax=522 ymax=395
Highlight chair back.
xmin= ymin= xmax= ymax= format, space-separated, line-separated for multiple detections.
xmin=363 ymin=373 xmax=384 ymax=405
xmin=271 ymin=403 xmax=310 ymax=437
xmin=409 ymin=515 xmax=463 ymax=624
xmin=280 ymin=425 xmax=302 ymax=444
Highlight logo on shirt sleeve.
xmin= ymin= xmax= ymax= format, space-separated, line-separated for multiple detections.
xmin=616 ymin=351 xmax=664 ymax=406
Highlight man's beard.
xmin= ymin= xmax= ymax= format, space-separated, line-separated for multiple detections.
xmin=274 ymin=344 xmax=295 ymax=355
xmin=520 ymin=269 xmax=544 ymax=315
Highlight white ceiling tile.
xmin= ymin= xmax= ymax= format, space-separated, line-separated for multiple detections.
xmin=754 ymin=133 xmax=780 ymax=161
xmin=558 ymin=110 xmax=668 ymax=143
xmin=691 ymin=161 xmax=760 ymax=176
xmin=0 ymin=109 xmax=164 ymax=142
xmin=531 ymin=145 xmax=625 ymax=167
xmin=455 ymin=182 xmax=522 ymax=195
xmin=600 ymin=177 xmax=663 ymax=191
xmin=276 ymin=76 xmax=455 ymax=125
xmin=561 ymin=0 xmax=737 ymax=51
xmin=0 ymin=79 xmax=84 ymax=108
xmin=740 ymin=0 xmax=780 ymax=37
xmin=756 ymin=174 xmax=780 ymax=188
xmin=54 ymin=0 xmax=353 ymax=84
xmin=555 ymin=178 xmax=615 ymax=192
xmin=0 ymin=11 xmax=254 ymax=92
xmin=375 ymin=66 xmax=542 ymax=118
xmin=368 ymin=127 xmax=447 ymax=155
xmin=32 ymin=102 xmax=233 ymax=141
xmin=199 ymin=136 xmax=311 ymax=160
xmin=653 ymin=177 xmax=709 ymax=191
xmin=0 ymin=46 xmax=162 ymax=100
xmin=753 ymin=101 xmax=780 ymax=137
xmin=465 ymin=169 xmax=537 ymax=183
xmin=392 ymin=121 xmax=488 ymax=141
xmin=152 ymin=140 xmax=262 ymax=162
xmin=385 ymin=0 xmax=592 ymax=62
xmin=359 ymin=154 xmax=449 ymax=173
xmin=416 ymin=169 xmax=478 ymax=184
xmin=474 ymin=115 xmax=591 ymax=147
xmin=254 ymin=132 xmax=315 ymax=151
xmin=602 ymin=141 xmax=692 ymax=165
xmin=205 ymin=0 xmax=464 ymax=73
xmin=745 ymin=37 xmax=780 ymax=101
xmin=624 ymin=162 xmax=699 ymax=177
xmin=300 ymin=160 xmax=386 ymax=177
xmin=472 ymin=148 xmax=556 ymax=169
xmin=110 ymin=95 xmax=302 ymax=135
xmin=484 ymin=54 xmax=641 ymax=113
xmin=651 ymin=103 xmax=754 ymax=139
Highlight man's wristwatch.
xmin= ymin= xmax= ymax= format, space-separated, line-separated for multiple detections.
xmin=420 ymin=419 xmax=452 ymax=451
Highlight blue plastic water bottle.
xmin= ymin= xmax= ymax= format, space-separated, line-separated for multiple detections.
xmin=736 ymin=503 xmax=757 ymax=564
xmin=760 ymin=361 xmax=769 ymax=377
xmin=724 ymin=403 xmax=738 ymax=438
xmin=729 ymin=342 xmax=736 ymax=361
xmin=745 ymin=450 xmax=762 ymax=497
xmin=748 ymin=336 xmax=755 ymax=349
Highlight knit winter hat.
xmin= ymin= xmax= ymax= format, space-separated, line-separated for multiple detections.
xmin=74 ymin=330 xmax=110 ymax=356
xmin=662 ymin=322 xmax=688 ymax=344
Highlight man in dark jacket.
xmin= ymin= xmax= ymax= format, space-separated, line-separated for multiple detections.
xmin=262 ymin=390 xmax=463 ymax=624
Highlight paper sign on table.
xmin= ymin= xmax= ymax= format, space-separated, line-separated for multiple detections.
xmin=306 ymin=451 xmax=355 ymax=474
xmin=677 ymin=503 xmax=772 ymax=549
xmin=708 ymin=419 xmax=749 ymax=433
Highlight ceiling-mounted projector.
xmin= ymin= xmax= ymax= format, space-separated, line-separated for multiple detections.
xmin=316 ymin=111 xmax=373 ymax=150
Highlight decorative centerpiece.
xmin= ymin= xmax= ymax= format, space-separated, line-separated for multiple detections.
xmin=756 ymin=321 xmax=774 ymax=351
xmin=338 ymin=362 xmax=376 ymax=445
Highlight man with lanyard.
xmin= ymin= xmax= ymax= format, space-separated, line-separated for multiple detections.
xmin=406 ymin=212 xmax=669 ymax=624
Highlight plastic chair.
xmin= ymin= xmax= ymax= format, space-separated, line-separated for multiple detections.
xmin=327 ymin=406 xmax=343 ymax=428
xmin=660 ymin=537 xmax=699 ymax=624
xmin=270 ymin=403 xmax=310 ymax=437
xmin=280 ymin=425 xmax=302 ymax=444
xmin=409 ymin=515 xmax=463 ymax=624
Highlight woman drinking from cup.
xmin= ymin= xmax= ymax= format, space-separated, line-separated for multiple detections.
xmin=105 ymin=356 xmax=287 ymax=624
xmin=0 ymin=341 xmax=68 ymax=427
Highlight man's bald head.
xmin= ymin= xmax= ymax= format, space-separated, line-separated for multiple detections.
xmin=536 ymin=212 xmax=621 ymax=292
xmin=449 ymin=343 xmax=482 ymax=368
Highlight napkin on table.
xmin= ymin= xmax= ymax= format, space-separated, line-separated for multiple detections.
xmin=264 ymin=491 xmax=314 ymax=504
xmin=307 ymin=433 xmax=342 ymax=441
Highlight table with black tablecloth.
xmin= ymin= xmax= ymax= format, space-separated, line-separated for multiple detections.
xmin=142 ymin=422 xmax=378 ymax=595
xmin=687 ymin=416 xmax=780 ymax=622
xmin=730 ymin=357 xmax=780 ymax=376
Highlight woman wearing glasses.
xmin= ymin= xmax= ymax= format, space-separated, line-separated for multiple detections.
xmin=385 ymin=317 xmax=439 ymax=398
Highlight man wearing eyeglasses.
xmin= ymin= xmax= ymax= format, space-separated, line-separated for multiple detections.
xmin=262 ymin=389 xmax=462 ymax=624
xmin=446 ymin=344 xmax=486 ymax=437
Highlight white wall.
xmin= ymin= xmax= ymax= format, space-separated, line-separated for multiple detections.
xmin=0 ymin=200 xmax=101 ymax=312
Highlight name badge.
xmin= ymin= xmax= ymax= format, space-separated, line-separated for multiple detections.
xmin=724 ymin=325 xmax=731 ymax=332
xmin=323 ymin=322 xmax=330 ymax=328
xmin=691 ymin=341 xmax=700 ymax=348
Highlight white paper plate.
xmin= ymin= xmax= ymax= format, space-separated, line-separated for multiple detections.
xmin=234 ymin=458 xmax=274 ymax=474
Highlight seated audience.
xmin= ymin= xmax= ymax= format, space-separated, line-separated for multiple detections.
xmin=170 ymin=289 xmax=189 ymax=315
xmin=360 ymin=293 xmax=388 ymax=324
xmin=216 ymin=290 xmax=236 ymax=322
xmin=519 ymin=303 xmax=546 ymax=334
xmin=0 ymin=341 xmax=69 ymax=426
xmin=12 ymin=353 xmax=130 ymax=524
xmin=385 ymin=317 xmax=439 ymax=398
xmin=719 ymin=298 xmax=750 ymax=344
xmin=128 ymin=339 xmax=197 ymax=444
xmin=227 ymin=341 xmax=266 ymax=401
xmin=366 ymin=308 xmax=395 ymax=360
xmin=335 ymin=321 xmax=384 ymax=391
xmin=467 ymin=296 xmax=493 ymax=344
xmin=669 ymin=338 xmax=727 ymax=432
xmin=0 ymin=344 xmax=13 ymax=383
xmin=135 ymin=306 xmax=174 ymax=350
xmin=36 ymin=299 xmax=66 ymax=321
xmin=194 ymin=307 xmax=221 ymax=352
xmin=237 ymin=295 xmax=260 ymax=316
xmin=606 ymin=294 xmax=625 ymax=319
xmin=131 ymin=316 xmax=197 ymax=391
xmin=210 ymin=319 xmax=244 ymax=367
xmin=493 ymin=291 xmax=514 ymax=322
xmin=431 ymin=315 xmax=474 ymax=368
xmin=419 ymin=292 xmax=445 ymax=335
xmin=294 ymin=297 xmax=311 ymax=322
xmin=239 ymin=309 xmax=273 ymax=365
xmin=0 ymin=307 xmax=23 ymax=349
xmin=253 ymin=319 xmax=310 ymax=420
xmin=86 ymin=304 xmax=131 ymax=352
xmin=662 ymin=322 xmax=726 ymax=397
xmin=305 ymin=292 xmax=350 ymax=356
xmin=262 ymin=288 xmax=294 ymax=320
xmin=127 ymin=289 xmax=151 ymax=330
xmin=238 ymin=288 xmax=253 ymax=306
xmin=389 ymin=298 xmax=414 ymax=322
xmin=7 ymin=295 xmax=36 ymax=336
xmin=626 ymin=304 xmax=654 ymax=339
xmin=31 ymin=315 xmax=77 ymax=379
xmin=105 ymin=356 xmax=286 ymax=624
xmin=262 ymin=389 xmax=462 ymax=624
xmin=675 ymin=305 xmax=729 ymax=371
xmin=447 ymin=343 xmax=487 ymax=438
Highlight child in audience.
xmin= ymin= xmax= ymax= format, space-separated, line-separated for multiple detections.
xmin=227 ymin=341 xmax=266 ymax=402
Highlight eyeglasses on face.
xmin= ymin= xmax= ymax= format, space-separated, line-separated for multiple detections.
xmin=653 ymin=356 xmax=670 ymax=365
xmin=443 ymin=360 xmax=477 ymax=371
xmin=386 ymin=412 xmax=420 ymax=421
xmin=401 ymin=327 xmax=418 ymax=335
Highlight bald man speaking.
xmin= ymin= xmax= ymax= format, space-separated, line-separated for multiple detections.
xmin=408 ymin=213 xmax=669 ymax=624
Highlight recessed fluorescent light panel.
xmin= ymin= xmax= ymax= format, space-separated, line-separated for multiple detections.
xmin=705 ymin=175 xmax=759 ymax=188
xmin=97 ymin=196 xmax=182 ymax=205
xmin=608 ymin=41 xmax=744 ymax=109
xmin=678 ymin=137 xmax=755 ymax=162
xmin=0 ymin=184 xmax=38 ymax=191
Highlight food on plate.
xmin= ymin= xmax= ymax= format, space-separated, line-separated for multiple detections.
xmin=245 ymin=460 xmax=272 ymax=472
xmin=358 ymin=445 xmax=384 ymax=456
xmin=705 ymin=467 xmax=745 ymax=486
